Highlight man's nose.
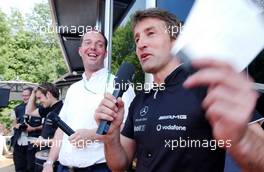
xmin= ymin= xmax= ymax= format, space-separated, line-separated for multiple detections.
xmin=89 ymin=42 xmax=96 ymax=50
xmin=137 ymin=37 xmax=147 ymax=50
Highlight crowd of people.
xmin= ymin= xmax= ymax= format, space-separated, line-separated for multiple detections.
xmin=6 ymin=7 xmax=264 ymax=172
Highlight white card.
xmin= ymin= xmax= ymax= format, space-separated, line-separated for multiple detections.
xmin=171 ymin=0 xmax=264 ymax=72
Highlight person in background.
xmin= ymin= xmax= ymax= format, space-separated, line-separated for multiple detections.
xmin=11 ymin=87 xmax=43 ymax=172
xmin=26 ymin=82 xmax=63 ymax=172
xmin=43 ymin=30 xmax=135 ymax=172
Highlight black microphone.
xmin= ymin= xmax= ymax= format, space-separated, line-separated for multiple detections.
xmin=96 ymin=62 xmax=135 ymax=135
xmin=49 ymin=112 xmax=75 ymax=136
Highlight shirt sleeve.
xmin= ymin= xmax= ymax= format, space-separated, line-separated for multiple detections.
xmin=38 ymin=106 xmax=50 ymax=118
xmin=122 ymin=85 xmax=135 ymax=123
xmin=249 ymin=111 xmax=264 ymax=124
xmin=121 ymin=98 xmax=136 ymax=139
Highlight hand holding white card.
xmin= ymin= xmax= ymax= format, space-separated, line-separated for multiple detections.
xmin=171 ymin=0 xmax=264 ymax=72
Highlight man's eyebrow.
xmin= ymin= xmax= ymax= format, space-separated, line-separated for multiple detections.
xmin=134 ymin=26 xmax=156 ymax=39
xmin=145 ymin=26 xmax=156 ymax=32
xmin=134 ymin=33 xmax=139 ymax=40
xmin=96 ymin=40 xmax=104 ymax=43
xmin=83 ymin=39 xmax=103 ymax=43
xmin=83 ymin=38 xmax=91 ymax=42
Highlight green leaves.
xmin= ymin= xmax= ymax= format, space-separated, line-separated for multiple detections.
xmin=0 ymin=3 xmax=67 ymax=83
xmin=0 ymin=100 xmax=21 ymax=129
xmin=0 ymin=3 xmax=68 ymax=131
xmin=112 ymin=20 xmax=144 ymax=85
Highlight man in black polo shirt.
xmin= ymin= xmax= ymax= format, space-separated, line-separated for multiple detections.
xmin=26 ymin=82 xmax=63 ymax=140
xmin=94 ymin=8 xmax=264 ymax=172
xmin=25 ymin=82 xmax=63 ymax=171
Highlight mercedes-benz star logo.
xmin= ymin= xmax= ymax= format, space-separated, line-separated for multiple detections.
xmin=140 ymin=106 xmax=149 ymax=116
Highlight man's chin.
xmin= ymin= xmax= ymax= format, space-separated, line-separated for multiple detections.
xmin=142 ymin=64 xmax=155 ymax=74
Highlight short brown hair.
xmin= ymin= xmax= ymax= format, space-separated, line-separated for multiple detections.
xmin=132 ymin=8 xmax=181 ymax=40
xmin=23 ymin=87 xmax=33 ymax=94
xmin=37 ymin=82 xmax=59 ymax=99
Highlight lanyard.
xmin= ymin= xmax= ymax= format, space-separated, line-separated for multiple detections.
xmin=83 ymin=71 xmax=112 ymax=94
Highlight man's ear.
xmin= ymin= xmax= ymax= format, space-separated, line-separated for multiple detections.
xmin=46 ymin=91 xmax=51 ymax=99
xmin=78 ymin=47 xmax=82 ymax=57
xmin=104 ymin=50 xmax=108 ymax=59
xmin=170 ymin=39 xmax=176 ymax=49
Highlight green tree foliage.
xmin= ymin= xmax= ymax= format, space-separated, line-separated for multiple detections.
xmin=0 ymin=100 xmax=21 ymax=130
xmin=0 ymin=2 xmax=67 ymax=83
xmin=112 ymin=20 xmax=144 ymax=85
xmin=0 ymin=2 xmax=67 ymax=131
xmin=8 ymin=8 xmax=25 ymax=33
xmin=0 ymin=10 xmax=10 ymax=79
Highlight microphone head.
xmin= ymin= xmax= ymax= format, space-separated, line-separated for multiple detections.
xmin=114 ymin=62 xmax=135 ymax=92
xmin=97 ymin=63 xmax=135 ymax=135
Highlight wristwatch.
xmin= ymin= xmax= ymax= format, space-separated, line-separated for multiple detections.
xmin=43 ymin=160 xmax=54 ymax=167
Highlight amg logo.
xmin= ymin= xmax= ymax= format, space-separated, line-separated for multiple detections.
xmin=158 ymin=115 xmax=187 ymax=120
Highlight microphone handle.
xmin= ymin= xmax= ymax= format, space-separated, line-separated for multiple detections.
xmin=96 ymin=89 xmax=121 ymax=135
xmin=57 ymin=119 xmax=75 ymax=136
xmin=96 ymin=120 xmax=111 ymax=135
xmin=112 ymin=89 xmax=122 ymax=98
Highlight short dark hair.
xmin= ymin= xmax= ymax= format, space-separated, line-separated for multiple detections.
xmin=23 ymin=87 xmax=33 ymax=94
xmin=37 ymin=82 xmax=59 ymax=99
xmin=132 ymin=8 xmax=181 ymax=40
xmin=80 ymin=30 xmax=108 ymax=49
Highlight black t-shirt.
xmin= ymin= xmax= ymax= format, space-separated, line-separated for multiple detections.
xmin=122 ymin=66 xmax=226 ymax=172
xmin=39 ymin=100 xmax=63 ymax=139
